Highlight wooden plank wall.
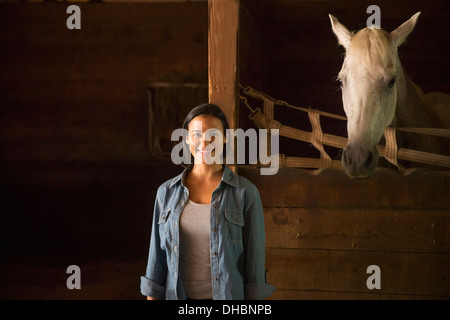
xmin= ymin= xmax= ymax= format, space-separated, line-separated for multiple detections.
xmin=239 ymin=167 xmax=450 ymax=299
xmin=0 ymin=2 xmax=208 ymax=261
xmin=0 ymin=2 xmax=208 ymax=164
xmin=239 ymin=0 xmax=268 ymax=132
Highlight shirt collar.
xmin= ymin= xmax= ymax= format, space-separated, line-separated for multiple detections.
xmin=168 ymin=165 xmax=239 ymax=189
xmin=221 ymin=166 xmax=239 ymax=187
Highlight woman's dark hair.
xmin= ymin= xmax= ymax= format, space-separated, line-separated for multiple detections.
xmin=181 ymin=103 xmax=230 ymax=170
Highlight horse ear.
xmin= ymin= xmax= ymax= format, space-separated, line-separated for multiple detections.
xmin=390 ymin=12 xmax=421 ymax=48
xmin=329 ymin=14 xmax=353 ymax=49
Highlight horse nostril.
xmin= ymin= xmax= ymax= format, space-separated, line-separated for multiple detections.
xmin=342 ymin=148 xmax=351 ymax=166
xmin=342 ymin=144 xmax=378 ymax=179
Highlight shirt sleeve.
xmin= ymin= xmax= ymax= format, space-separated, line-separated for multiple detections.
xmin=243 ymin=186 xmax=276 ymax=300
xmin=140 ymin=186 xmax=167 ymax=299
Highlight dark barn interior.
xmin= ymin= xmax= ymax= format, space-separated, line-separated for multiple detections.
xmin=0 ymin=1 xmax=208 ymax=299
xmin=1 ymin=0 xmax=449 ymax=299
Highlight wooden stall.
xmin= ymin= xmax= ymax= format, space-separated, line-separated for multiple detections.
xmin=208 ymin=0 xmax=450 ymax=299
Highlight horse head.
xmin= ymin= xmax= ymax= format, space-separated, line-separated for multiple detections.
xmin=329 ymin=12 xmax=421 ymax=178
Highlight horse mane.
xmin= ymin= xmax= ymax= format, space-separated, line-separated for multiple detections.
xmin=347 ymin=28 xmax=393 ymax=69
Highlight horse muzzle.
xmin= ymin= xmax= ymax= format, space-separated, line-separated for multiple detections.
xmin=342 ymin=143 xmax=379 ymax=179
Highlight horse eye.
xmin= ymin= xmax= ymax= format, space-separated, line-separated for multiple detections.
xmin=336 ymin=78 xmax=343 ymax=87
xmin=388 ymin=77 xmax=396 ymax=89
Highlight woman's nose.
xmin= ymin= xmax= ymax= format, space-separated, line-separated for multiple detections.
xmin=201 ymin=134 xmax=214 ymax=145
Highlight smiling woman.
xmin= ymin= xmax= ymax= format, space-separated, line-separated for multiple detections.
xmin=140 ymin=103 xmax=275 ymax=300
xmin=181 ymin=104 xmax=230 ymax=170
xmin=187 ymin=115 xmax=226 ymax=167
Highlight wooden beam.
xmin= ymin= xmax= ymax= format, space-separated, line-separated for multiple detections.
xmin=265 ymin=207 xmax=450 ymax=253
xmin=208 ymin=0 xmax=240 ymax=130
xmin=239 ymin=166 xmax=450 ymax=210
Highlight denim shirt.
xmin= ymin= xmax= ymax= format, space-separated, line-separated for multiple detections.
xmin=140 ymin=166 xmax=276 ymax=300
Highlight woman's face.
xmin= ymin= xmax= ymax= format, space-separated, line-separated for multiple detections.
xmin=187 ymin=115 xmax=225 ymax=165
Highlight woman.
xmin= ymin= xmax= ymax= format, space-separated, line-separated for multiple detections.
xmin=140 ymin=103 xmax=275 ymax=300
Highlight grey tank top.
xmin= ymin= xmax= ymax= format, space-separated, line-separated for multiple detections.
xmin=179 ymin=199 xmax=213 ymax=299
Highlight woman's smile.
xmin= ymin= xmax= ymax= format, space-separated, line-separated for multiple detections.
xmin=197 ymin=148 xmax=212 ymax=154
xmin=188 ymin=115 xmax=224 ymax=166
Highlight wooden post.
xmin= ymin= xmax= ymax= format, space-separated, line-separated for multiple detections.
xmin=208 ymin=0 xmax=240 ymax=130
xmin=208 ymin=0 xmax=240 ymax=171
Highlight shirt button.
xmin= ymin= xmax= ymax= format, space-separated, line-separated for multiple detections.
xmin=211 ymin=227 xmax=216 ymax=232
xmin=174 ymin=246 xmax=177 ymax=252
xmin=212 ymin=251 xmax=217 ymax=256
xmin=213 ymin=277 xmax=218 ymax=281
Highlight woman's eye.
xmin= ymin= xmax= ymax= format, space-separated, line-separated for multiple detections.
xmin=192 ymin=133 xmax=202 ymax=138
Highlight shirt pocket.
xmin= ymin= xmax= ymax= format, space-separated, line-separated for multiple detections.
xmin=158 ymin=209 xmax=171 ymax=246
xmin=224 ymin=209 xmax=245 ymax=243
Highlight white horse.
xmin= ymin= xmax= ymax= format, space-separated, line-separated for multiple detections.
xmin=329 ymin=12 xmax=450 ymax=179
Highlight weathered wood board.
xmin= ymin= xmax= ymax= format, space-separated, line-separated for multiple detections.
xmin=239 ymin=167 xmax=450 ymax=299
